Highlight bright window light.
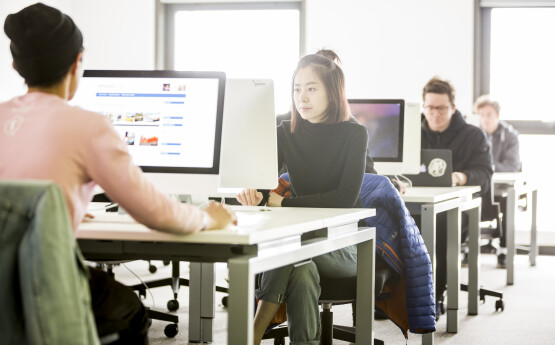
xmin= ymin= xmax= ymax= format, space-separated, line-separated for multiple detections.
xmin=490 ymin=8 xmax=555 ymax=121
xmin=174 ymin=9 xmax=300 ymax=115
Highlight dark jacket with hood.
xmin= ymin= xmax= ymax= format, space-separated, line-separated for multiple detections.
xmin=488 ymin=120 xmax=521 ymax=172
xmin=421 ymin=110 xmax=493 ymax=196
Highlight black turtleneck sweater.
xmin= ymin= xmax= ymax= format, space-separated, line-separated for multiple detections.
xmin=421 ymin=110 xmax=493 ymax=196
xmin=277 ymin=119 xmax=368 ymax=208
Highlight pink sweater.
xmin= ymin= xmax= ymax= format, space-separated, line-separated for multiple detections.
xmin=0 ymin=92 xmax=205 ymax=233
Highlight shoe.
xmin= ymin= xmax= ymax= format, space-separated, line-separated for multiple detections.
xmin=497 ymin=253 xmax=506 ymax=269
xmin=461 ymin=252 xmax=468 ymax=267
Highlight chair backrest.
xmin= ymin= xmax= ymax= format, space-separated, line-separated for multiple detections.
xmin=0 ymin=180 xmax=99 ymax=345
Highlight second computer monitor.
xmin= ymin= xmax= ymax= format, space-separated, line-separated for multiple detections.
xmin=349 ymin=99 xmax=420 ymax=175
xmin=71 ymin=70 xmax=226 ymax=196
xmin=218 ymin=79 xmax=278 ymax=191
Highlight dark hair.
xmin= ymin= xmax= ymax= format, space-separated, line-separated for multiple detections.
xmin=4 ymin=3 xmax=84 ymax=87
xmin=26 ymin=46 xmax=84 ymax=88
xmin=290 ymin=49 xmax=350 ymax=132
xmin=422 ymin=76 xmax=456 ymax=105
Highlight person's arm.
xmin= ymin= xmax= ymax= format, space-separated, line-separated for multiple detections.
xmin=281 ymin=127 xmax=368 ymax=208
xmin=496 ymin=131 xmax=521 ymax=172
xmin=84 ymin=117 xmax=229 ymax=233
xmin=459 ymin=129 xmax=493 ymax=195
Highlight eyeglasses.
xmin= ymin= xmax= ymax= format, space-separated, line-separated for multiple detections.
xmin=423 ymin=105 xmax=451 ymax=114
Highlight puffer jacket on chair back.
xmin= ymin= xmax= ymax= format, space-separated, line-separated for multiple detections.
xmin=360 ymin=174 xmax=435 ymax=336
xmin=0 ymin=180 xmax=99 ymax=345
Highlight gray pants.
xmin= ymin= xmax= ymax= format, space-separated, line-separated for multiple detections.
xmin=256 ymin=246 xmax=357 ymax=345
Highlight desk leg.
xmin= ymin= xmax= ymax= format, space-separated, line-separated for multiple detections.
xmin=421 ymin=205 xmax=436 ymax=345
xmin=446 ymin=207 xmax=460 ymax=333
xmin=467 ymin=204 xmax=480 ymax=315
xmin=188 ymin=262 xmax=215 ymax=343
xmin=356 ymin=237 xmax=374 ymax=344
xmin=228 ymin=257 xmax=255 ymax=345
xmin=506 ymin=189 xmax=516 ymax=285
xmin=530 ymin=189 xmax=538 ymax=266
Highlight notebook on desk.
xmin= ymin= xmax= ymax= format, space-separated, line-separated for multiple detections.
xmin=405 ymin=149 xmax=453 ymax=187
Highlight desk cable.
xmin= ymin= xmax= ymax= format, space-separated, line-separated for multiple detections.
xmin=122 ymin=263 xmax=156 ymax=308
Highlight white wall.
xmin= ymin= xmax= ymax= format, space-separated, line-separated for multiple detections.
xmin=0 ymin=0 xmax=154 ymax=102
xmin=305 ymin=0 xmax=475 ymax=115
xmin=1 ymin=0 xmax=474 ymax=113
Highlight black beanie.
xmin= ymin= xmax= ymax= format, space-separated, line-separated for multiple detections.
xmin=4 ymin=2 xmax=83 ymax=85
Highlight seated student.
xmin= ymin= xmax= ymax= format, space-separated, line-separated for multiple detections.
xmin=0 ymin=3 xmax=236 ymax=344
xmin=419 ymin=77 xmax=493 ymax=314
xmin=237 ymin=49 xmax=368 ymax=345
xmin=474 ymin=95 xmax=522 ymax=267
xmin=475 ymin=95 xmax=521 ymax=173
xmin=275 ymin=50 xmax=406 ymax=195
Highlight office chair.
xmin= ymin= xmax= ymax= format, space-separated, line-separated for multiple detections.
xmin=0 ymin=180 xmax=100 ymax=344
xmin=263 ymin=265 xmax=394 ymax=345
xmin=456 ymin=184 xmax=505 ymax=314
xmin=94 ymin=261 xmax=180 ymax=338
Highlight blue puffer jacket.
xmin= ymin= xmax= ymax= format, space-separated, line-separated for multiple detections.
xmin=360 ymin=174 xmax=435 ymax=335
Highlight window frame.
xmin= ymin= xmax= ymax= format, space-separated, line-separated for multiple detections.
xmin=157 ymin=1 xmax=305 ymax=71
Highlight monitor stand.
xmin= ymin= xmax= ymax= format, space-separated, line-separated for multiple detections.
xmin=178 ymin=193 xmax=211 ymax=207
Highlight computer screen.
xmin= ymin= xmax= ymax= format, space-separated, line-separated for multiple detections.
xmin=71 ymin=70 xmax=226 ymax=196
xmin=349 ymin=99 xmax=404 ymax=162
xmin=349 ymin=99 xmax=420 ymax=175
xmin=218 ymin=79 xmax=278 ymax=191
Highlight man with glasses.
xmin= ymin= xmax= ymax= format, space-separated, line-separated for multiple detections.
xmin=419 ymin=77 xmax=493 ymax=318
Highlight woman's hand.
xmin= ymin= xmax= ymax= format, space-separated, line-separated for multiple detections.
xmin=236 ymin=189 xmax=263 ymax=206
xmin=267 ymin=191 xmax=284 ymax=207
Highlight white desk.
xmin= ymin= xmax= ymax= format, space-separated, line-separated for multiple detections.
xmin=492 ymin=172 xmax=538 ymax=285
xmin=402 ymin=186 xmax=481 ymax=345
xmin=77 ymin=206 xmax=376 ymax=344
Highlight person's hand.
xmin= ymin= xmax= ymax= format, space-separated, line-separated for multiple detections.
xmin=82 ymin=212 xmax=95 ymax=222
xmin=391 ymin=179 xmax=408 ymax=195
xmin=236 ymin=189 xmax=263 ymax=206
xmin=267 ymin=191 xmax=284 ymax=207
xmin=452 ymin=172 xmax=467 ymax=186
xmin=203 ymin=201 xmax=237 ymax=230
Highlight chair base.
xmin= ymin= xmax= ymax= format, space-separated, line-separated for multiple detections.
xmin=460 ymin=283 xmax=505 ymax=311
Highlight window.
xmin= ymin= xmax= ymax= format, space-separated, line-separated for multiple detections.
xmin=489 ymin=8 xmax=555 ymax=121
xmin=163 ymin=2 xmax=302 ymax=114
xmin=476 ymin=2 xmax=555 ymax=237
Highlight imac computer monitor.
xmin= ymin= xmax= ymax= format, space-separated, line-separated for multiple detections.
xmin=349 ymin=99 xmax=420 ymax=175
xmin=218 ymin=79 xmax=278 ymax=192
xmin=71 ymin=70 xmax=226 ymax=197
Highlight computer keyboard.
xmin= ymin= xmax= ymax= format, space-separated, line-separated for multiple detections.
xmin=86 ymin=212 xmax=136 ymax=223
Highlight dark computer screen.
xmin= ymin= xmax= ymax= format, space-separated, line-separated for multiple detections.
xmin=349 ymin=99 xmax=405 ymax=162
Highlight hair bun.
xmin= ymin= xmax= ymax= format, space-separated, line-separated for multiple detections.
xmin=316 ymin=49 xmax=342 ymax=64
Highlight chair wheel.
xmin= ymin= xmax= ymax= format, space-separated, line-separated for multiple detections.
xmin=222 ymin=295 xmax=228 ymax=308
xmin=495 ymin=299 xmax=504 ymax=312
xmin=164 ymin=323 xmax=178 ymax=338
xmin=167 ymin=299 xmax=180 ymax=311
xmin=148 ymin=264 xmax=157 ymax=273
xmin=163 ymin=260 xmax=170 ymax=266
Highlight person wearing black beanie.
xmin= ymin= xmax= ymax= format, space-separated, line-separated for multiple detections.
xmin=2 ymin=3 xmax=155 ymax=344
xmin=4 ymin=2 xmax=84 ymax=87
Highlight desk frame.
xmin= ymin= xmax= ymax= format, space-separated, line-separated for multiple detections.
xmin=403 ymin=187 xmax=481 ymax=345
xmin=78 ymin=208 xmax=376 ymax=344
xmin=500 ymin=183 xmax=538 ymax=285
